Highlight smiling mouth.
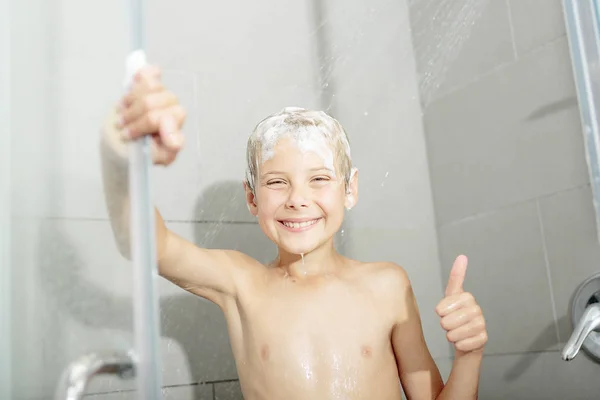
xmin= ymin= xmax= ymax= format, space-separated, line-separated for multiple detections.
xmin=278 ymin=218 xmax=322 ymax=231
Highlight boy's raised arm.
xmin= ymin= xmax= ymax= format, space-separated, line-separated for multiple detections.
xmin=100 ymin=65 xmax=257 ymax=307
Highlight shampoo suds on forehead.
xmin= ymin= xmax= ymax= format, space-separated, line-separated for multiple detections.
xmin=259 ymin=124 xmax=336 ymax=174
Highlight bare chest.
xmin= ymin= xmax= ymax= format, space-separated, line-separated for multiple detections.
xmin=236 ymin=278 xmax=395 ymax=361
xmin=224 ymin=279 xmax=401 ymax=399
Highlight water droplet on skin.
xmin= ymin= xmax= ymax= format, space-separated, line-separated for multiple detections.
xmin=301 ymin=253 xmax=305 ymax=265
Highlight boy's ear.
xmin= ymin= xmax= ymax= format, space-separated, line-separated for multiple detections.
xmin=345 ymin=168 xmax=359 ymax=210
xmin=243 ymin=181 xmax=258 ymax=216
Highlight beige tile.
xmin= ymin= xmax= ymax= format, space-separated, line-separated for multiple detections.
xmin=538 ymin=186 xmax=600 ymax=342
xmin=410 ymin=0 xmax=516 ymax=103
xmin=214 ymin=381 xmax=244 ymax=400
xmin=438 ymin=200 xmax=559 ymax=354
xmin=425 ymin=38 xmax=586 ymax=225
xmin=508 ymin=0 xmax=566 ymax=56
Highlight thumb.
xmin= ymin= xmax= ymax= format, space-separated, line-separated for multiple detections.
xmin=445 ymin=255 xmax=468 ymax=297
xmin=159 ymin=115 xmax=183 ymax=150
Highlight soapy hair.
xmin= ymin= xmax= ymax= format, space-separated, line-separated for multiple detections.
xmin=245 ymin=107 xmax=353 ymax=194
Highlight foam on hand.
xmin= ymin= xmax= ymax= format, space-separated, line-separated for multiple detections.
xmin=123 ymin=50 xmax=147 ymax=89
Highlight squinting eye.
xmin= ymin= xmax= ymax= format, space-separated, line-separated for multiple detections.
xmin=267 ymin=180 xmax=286 ymax=186
xmin=312 ymin=177 xmax=330 ymax=182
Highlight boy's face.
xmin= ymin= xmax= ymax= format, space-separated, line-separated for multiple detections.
xmin=245 ymin=137 xmax=357 ymax=256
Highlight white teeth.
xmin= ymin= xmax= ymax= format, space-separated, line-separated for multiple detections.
xmin=282 ymin=219 xmax=319 ymax=229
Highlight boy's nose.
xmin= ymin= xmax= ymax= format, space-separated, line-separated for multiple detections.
xmin=285 ymin=187 xmax=309 ymax=209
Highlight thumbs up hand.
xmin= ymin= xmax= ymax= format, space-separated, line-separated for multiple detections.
xmin=436 ymin=255 xmax=488 ymax=354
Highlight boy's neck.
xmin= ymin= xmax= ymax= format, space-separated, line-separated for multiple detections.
xmin=275 ymin=241 xmax=344 ymax=279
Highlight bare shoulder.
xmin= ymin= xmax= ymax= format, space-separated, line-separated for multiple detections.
xmin=342 ymin=260 xmax=416 ymax=324
xmin=345 ymin=260 xmax=412 ymax=296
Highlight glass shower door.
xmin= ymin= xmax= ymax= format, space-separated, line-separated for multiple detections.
xmin=1 ymin=0 xmax=162 ymax=398
xmin=0 ymin=0 xmax=11 ymax=397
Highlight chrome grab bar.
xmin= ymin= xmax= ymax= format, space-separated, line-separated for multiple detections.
xmin=55 ymin=351 xmax=135 ymax=400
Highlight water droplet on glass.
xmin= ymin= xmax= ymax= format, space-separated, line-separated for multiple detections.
xmin=381 ymin=171 xmax=390 ymax=187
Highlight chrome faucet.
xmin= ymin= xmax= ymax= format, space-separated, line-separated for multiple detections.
xmin=55 ymin=351 xmax=135 ymax=400
xmin=562 ymin=302 xmax=600 ymax=361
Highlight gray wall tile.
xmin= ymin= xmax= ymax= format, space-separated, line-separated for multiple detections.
xmin=508 ymin=0 xmax=566 ymax=56
xmin=413 ymin=1 xmax=599 ymax=399
xmin=538 ymin=186 xmax=600 ymax=342
xmin=438 ymin=200 xmax=558 ymax=354
xmin=425 ymin=38 xmax=586 ymax=226
xmin=478 ymin=351 xmax=600 ymax=399
xmin=214 ymin=381 xmax=244 ymax=400
xmin=410 ymin=0 xmax=516 ymax=103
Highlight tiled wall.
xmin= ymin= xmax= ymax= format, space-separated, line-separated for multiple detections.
xmin=411 ymin=1 xmax=600 ymax=398
xmin=15 ymin=0 xmax=600 ymax=400
xmin=9 ymin=1 xmax=445 ymax=400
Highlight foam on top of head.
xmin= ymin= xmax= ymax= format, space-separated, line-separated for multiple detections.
xmin=245 ymin=107 xmax=353 ymax=194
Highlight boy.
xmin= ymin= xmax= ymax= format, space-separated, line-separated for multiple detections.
xmin=101 ymin=66 xmax=487 ymax=399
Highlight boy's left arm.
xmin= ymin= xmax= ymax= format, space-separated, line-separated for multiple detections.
xmin=392 ymin=255 xmax=488 ymax=400
xmin=435 ymin=255 xmax=488 ymax=399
